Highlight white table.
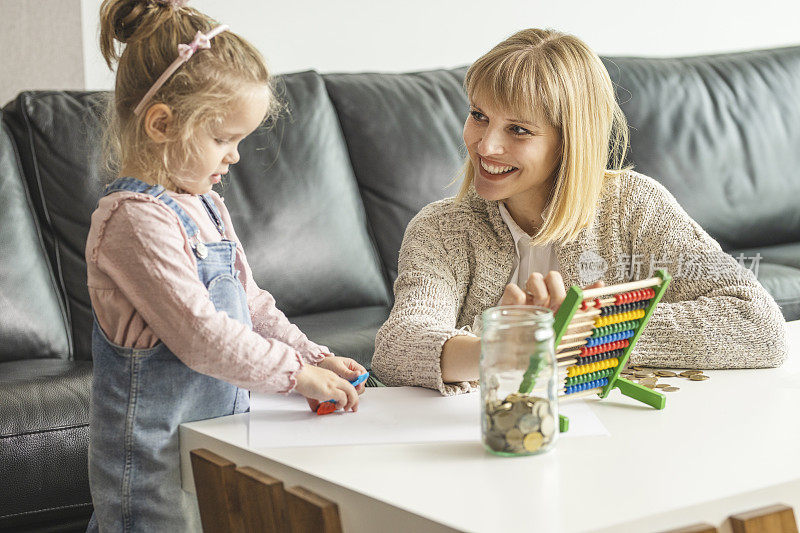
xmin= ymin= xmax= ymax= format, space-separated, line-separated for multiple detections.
xmin=180 ymin=321 xmax=800 ymax=533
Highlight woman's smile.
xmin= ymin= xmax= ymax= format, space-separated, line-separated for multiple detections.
xmin=478 ymin=156 xmax=519 ymax=181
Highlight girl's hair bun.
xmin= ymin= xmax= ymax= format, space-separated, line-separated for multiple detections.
xmin=99 ymin=0 xmax=184 ymax=69
xmin=104 ymin=0 xmax=149 ymax=45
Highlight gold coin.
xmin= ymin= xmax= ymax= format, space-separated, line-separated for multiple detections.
xmin=634 ymin=371 xmax=654 ymax=378
xmin=689 ymin=374 xmax=709 ymax=381
xmin=679 ymin=370 xmax=703 ymax=377
xmin=655 ymin=384 xmax=670 ymax=389
xmin=655 ymin=370 xmax=678 ymax=377
xmin=663 ymin=386 xmax=680 ymax=391
xmin=523 ymin=432 xmax=544 ymax=452
xmin=505 ymin=428 xmax=524 ymax=451
xmin=493 ymin=410 xmax=516 ymax=432
xmin=640 ymin=378 xmax=657 ymax=389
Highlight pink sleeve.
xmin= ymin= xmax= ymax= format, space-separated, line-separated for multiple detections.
xmin=211 ymin=194 xmax=329 ymax=364
xmin=91 ymin=196 xmax=305 ymax=393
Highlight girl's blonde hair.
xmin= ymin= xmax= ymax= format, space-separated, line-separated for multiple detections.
xmin=458 ymin=28 xmax=631 ymax=245
xmin=99 ymin=0 xmax=280 ymax=186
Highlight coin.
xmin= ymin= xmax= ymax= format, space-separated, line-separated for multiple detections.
xmin=655 ymin=370 xmax=677 ymax=377
xmin=663 ymin=386 xmax=680 ymax=391
xmin=535 ymin=401 xmax=550 ymax=419
xmin=679 ymin=370 xmax=703 ymax=377
xmin=518 ymin=413 xmax=540 ymax=434
xmin=539 ymin=414 xmax=556 ymax=438
xmin=689 ymin=374 xmax=709 ymax=381
xmin=523 ymin=432 xmax=544 ymax=452
xmin=505 ymin=428 xmax=524 ymax=452
xmin=640 ymin=378 xmax=657 ymax=389
xmin=493 ymin=410 xmax=516 ymax=432
xmin=655 ymin=384 xmax=670 ymax=389
xmin=635 ymin=371 xmax=655 ymax=378
xmin=485 ymin=432 xmax=506 ymax=452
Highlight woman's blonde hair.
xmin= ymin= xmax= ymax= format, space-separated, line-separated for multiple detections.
xmin=458 ymin=28 xmax=631 ymax=245
xmin=99 ymin=0 xmax=280 ymax=186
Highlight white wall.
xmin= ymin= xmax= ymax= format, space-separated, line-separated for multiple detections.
xmin=81 ymin=0 xmax=800 ymax=91
xmin=2 ymin=0 xmax=799 ymax=103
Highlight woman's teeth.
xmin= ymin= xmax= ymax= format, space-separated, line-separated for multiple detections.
xmin=481 ymin=159 xmax=517 ymax=175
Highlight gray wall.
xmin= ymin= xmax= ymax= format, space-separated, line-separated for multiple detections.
xmin=0 ymin=0 xmax=84 ymax=105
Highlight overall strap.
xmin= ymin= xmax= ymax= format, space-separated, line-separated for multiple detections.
xmin=199 ymin=194 xmax=226 ymax=237
xmin=102 ymin=177 xmax=200 ymax=240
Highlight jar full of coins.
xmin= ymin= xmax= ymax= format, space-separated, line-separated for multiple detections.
xmin=480 ymin=306 xmax=557 ymax=456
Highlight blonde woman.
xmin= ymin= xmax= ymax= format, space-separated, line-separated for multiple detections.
xmin=371 ymin=29 xmax=788 ymax=396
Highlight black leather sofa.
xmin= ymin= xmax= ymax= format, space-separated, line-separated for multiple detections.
xmin=2 ymin=46 xmax=798 ymax=531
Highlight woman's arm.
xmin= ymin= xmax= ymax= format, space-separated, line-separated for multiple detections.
xmin=372 ymin=204 xmax=478 ymax=395
xmin=441 ymin=335 xmax=481 ymax=382
xmin=623 ymin=173 xmax=788 ymax=369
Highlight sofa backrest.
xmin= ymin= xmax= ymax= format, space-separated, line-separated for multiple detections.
xmin=324 ymin=68 xmax=468 ymax=282
xmin=604 ymin=46 xmax=800 ymax=250
xmin=0 ymin=113 xmax=71 ymax=362
xmin=2 ymin=71 xmax=390 ymax=360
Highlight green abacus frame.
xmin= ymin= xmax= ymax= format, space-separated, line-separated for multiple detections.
xmin=519 ymin=269 xmax=672 ymax=431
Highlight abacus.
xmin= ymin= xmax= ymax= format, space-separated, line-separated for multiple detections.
xmin=519 ymin=270 xmax=671 ymax=420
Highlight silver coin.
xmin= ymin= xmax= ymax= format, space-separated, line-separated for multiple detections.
xmin=539 ymin=414 xmax=556 ymax=438
xmin=518 ymin=413 xmax=541 ymax=434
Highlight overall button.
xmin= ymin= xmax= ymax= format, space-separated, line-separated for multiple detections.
xmin=194 ymin=242 xmax=208 ymax=259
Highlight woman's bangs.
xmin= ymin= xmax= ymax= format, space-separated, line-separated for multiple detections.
xmin=468 ymin=54 xmax=550 ymax=127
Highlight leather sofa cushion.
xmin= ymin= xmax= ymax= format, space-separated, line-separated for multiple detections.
xmin=604 ymin=46 xmax=800 ymax=251
xmin=0 ymin=115 xmax=70 ymax=363
xmin=324 ymin=68 xmax=468 ymax=282
xmin=2 ymin=71 xmax=391 ymax=358
xmin=218 ymin=71 xmax=390 ymax=317
xmin=725 ymin=246 xmax=800 ymax=321
xmin=0 ymin=360 xmax=92 ymax=524
xmin=3 ymin=92 xmax=109 ymax=361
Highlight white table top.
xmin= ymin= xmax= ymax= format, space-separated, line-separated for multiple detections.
xmin=181 ymin=321 xmax=800 ymax=533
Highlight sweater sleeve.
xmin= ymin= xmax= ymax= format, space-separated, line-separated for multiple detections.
xmin=372 ymin=204 xmax=478 ymax=396
xmin=90 ymin=196 xmax=305 ymax=393
xmin=622 ymin=173 xmax=788 ymax=369
xmin=211 ymin=193 xmax=329 ymax=365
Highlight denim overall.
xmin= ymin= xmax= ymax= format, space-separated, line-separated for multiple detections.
xmin=87 ymin=177 xmax=250 ymax=532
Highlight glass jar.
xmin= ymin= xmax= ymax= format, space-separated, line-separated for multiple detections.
xmin=480 ymin=305 xmax=557 ymax=457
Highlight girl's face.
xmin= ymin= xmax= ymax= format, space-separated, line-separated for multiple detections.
xmin=171 ymin=85 xmax=271 ymax=195
xmin=463 ymin=95 xmax=562 ymax=207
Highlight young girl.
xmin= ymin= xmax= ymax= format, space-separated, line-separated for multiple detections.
xmin=86 ymin=1 xmax=365 ymax=530
xmin=372 ymin=28 xmax=788 ymax=395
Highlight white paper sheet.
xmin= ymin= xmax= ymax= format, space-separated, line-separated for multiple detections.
xmin=248 ymin=387 xmax=608 ymax=448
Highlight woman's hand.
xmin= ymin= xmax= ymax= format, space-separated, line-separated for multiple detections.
xmin=293 ymin=364 xmax=360 ymax=412
xmin=499 ymin=271 xmax=604 ymax=314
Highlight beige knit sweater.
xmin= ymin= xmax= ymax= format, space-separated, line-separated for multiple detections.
xmin=372 ymin=171 xmax=788 ymax=396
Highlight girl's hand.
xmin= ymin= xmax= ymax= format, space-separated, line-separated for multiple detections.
xmin=499 ymin=271 xmax=604 ymax=314
xmin=294 ymin=365 xmax=359 ymax=413
xmin=317 ymin=356 xmax=368 ymax=394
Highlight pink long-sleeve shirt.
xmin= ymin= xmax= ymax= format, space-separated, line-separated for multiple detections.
xmin=85 ymin=189 xmax=328 ymax=394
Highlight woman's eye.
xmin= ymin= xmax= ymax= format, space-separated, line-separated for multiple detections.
xmin=215 ymin=138 xmax=229 ymax=145
xmin=510 ymin=125 xmax=532 ymax=136
xmin=470 ymin=110 xmax=487 ymax=122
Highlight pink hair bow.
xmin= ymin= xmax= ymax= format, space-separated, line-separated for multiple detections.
xmin=177 ymin=31 xmax=211 ymax=61
xmin=133 ymin=24 xmax=230 ymax=116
